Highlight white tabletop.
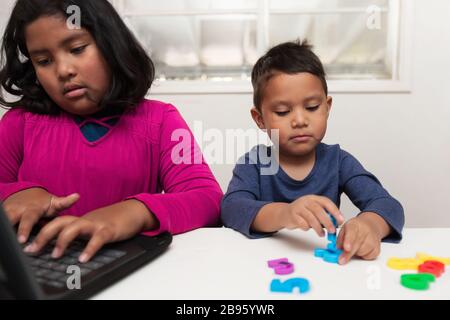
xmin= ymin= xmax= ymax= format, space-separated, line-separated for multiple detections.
xmin=93 ymin=228 xmax=450 ymax=300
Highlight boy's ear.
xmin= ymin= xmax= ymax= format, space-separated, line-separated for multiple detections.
xmin=326 ymin=96 xmax=333 ymax=118
xmin=251 ymin=107 xmax=266 ymax=129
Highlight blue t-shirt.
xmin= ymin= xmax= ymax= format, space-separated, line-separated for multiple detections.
xmin=221 ymin=143 xmax=404 ymax=242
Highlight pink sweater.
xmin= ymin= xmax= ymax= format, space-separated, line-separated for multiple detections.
xmin=0 ymin=99 xmax=223 ymax=236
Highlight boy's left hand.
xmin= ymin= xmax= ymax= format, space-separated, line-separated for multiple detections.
xmin=336 ymin=212 xmax=390 ymax=265
xmin=23 ymin=199 xmax=157 ymax=263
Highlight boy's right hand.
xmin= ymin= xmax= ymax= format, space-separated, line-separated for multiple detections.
xmin=280 ymin=195 xmax=344 ymax=237
xmin=2 ymin=188 xmax=80 ymax=244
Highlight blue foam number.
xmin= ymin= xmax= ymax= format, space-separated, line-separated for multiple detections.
xmin=270 ymin=278 xmax=310 ymax=294
xmin=314 ymin=213 xmax=342 ymax=264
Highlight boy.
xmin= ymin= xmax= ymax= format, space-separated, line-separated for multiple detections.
xmin=221 ymin=40 xmax=404 ymax=265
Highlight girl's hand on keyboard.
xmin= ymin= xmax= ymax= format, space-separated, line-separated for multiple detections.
xmin=3 ymin=188 xmax=79 ymax=244
xmin=23 ymin=199 xmax=158 ymax=263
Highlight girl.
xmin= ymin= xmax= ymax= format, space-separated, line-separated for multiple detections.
xmin=0 ymin=0 xmax=223 ymax=263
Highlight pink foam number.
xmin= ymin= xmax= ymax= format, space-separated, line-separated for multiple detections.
xmin=274 ymin=262 xmax=294 ymax=275
xmin=267 ymin=258 xmax=294 ymax=275
xmin=267 ymin=258 xmax=289 ymax=268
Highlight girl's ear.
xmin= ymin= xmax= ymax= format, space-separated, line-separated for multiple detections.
xmin=251 ymin=107 xmax=266 ymax=130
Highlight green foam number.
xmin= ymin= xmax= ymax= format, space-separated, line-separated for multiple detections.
xmin=400 ymin=273 xmax=436 ymax=290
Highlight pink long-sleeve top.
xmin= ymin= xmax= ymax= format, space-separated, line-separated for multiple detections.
xmin=0 ymin=99 xmax=223 ymax=235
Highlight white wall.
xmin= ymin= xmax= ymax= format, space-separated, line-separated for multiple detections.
xmin=1 ymin=0 xmax=449 ymax=227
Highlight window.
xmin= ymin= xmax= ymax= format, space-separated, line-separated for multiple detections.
xmin=111 ymin=0 xmax=412 ymax=93
xmin=0 ymin=0 xmax=411 ymax=93
xmin=0 ymin=0 xmax=16 ymax=37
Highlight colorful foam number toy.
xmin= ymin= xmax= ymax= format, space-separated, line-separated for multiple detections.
xmin=270 ymin=278 xmax=310 ymax=294
xmin=418 ymin=260 xmax=445 ymax=277
xmin=416 ymin=253 xmax=450 ymax=265
xmin=267 ymin=258 xmax=294 ymax=275
xmin=387 ymin=253 xmax=448 ymax=291
xmin=400 ymin=273 xmax=435 ymax=291
xmin=386 ymin=257 xmax=422 ymax=270
xmin=314 ymin=213 xmax=342 ymax=264
xmin=387 ymin=253 xmax=450 ymax=270
xmin=267 ymin=258 xmax=310 ymax=294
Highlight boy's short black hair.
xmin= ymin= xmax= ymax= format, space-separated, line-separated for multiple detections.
xmin=251 ymin=40 xmax=328 ymax=110
xmin=0 ymin=0 xmax=155 ymax=115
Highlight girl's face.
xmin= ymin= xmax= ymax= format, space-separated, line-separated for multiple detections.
xmin=25 ymin=15 xmax=111 ymax=116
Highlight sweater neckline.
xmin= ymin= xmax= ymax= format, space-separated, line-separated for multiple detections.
xmin=67 ymin=110 xmax=126 ymax=147
xmin=276 ymin=144 xmax=323 ymax=185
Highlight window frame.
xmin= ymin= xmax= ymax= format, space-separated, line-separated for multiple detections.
xmin=111 ymin=0 xmax=413 ymax=94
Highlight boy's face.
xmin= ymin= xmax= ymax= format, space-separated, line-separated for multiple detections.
xmin=25 ymin=15 xmax=111 ymax=116
xmin=251 ymin=72 xmax=332 ymax=159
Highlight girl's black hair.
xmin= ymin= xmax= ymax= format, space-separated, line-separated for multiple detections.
xmin=251 ymin=39 xmax=328 ymax=110
xmin=0 ymin=0 xmax=155 ymax=115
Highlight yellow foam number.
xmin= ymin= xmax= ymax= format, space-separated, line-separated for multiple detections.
xmin=387 ymin=258 xmax=421 ymax=270
xmin=387 ymin=253 xmax=450 ymax=270
xmin=416 ymin=253 xmax=450 ymax=265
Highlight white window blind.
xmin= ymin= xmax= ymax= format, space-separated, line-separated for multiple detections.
xmin=109 ymin=0 xmax=412 ymax=93
xmin=0 ymin=0 xmax=411 ymax=94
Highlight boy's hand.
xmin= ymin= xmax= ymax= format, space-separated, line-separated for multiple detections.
xmin=3 ymin=188 xmax=80 ymax=244
xmin=23 ymin=199 xmax=158 ymax=263
xmin=281 ymin=195 xmax=345 ymax=237
xmin=336 ymin=212 xmax=390 ymax=264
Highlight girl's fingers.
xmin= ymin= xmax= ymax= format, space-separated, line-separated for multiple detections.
xmin=52 ymin=219 xmax=97 ymax=259
xmin=17 ymin=211 xmax=41 ymax=244
xmin=24 ymin=216 xmax=112 ymax=263
xmin=24 ymin=216 xmax=75 ymax=254
xmin=4 ymin=207 xmax=21 ymax=226
xmin=79 ymin=229 xmax=113 ymax=263
xmin=46 ymin=193 xmax=80 ymax=216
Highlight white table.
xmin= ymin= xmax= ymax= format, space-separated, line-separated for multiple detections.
xmin=94 ymin=228 xmax=450 ymax=300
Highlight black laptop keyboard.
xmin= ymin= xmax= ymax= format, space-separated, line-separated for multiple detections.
xmin=23 ymin=236 xmax=126 ymax=289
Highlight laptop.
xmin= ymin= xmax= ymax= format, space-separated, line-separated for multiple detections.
xmin=0 ymin=203 xmax=172 ymax=300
